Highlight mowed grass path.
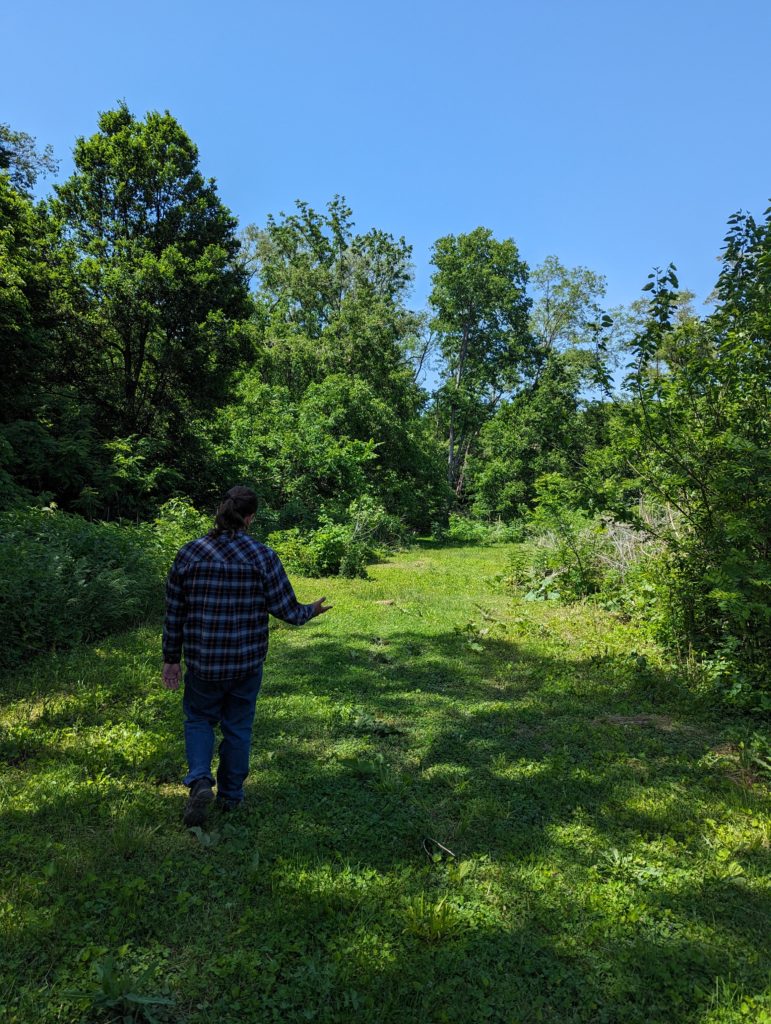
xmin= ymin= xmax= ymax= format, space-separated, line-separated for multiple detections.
xmin=1 ymin=544 xmax=769 ymax=1024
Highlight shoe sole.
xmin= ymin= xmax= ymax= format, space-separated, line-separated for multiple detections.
xmin=183 ymin=786 xmax=214 ymax=827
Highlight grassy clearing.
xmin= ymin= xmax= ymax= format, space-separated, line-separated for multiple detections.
xmin=1 ymin=544 xmax=769 ymax=1024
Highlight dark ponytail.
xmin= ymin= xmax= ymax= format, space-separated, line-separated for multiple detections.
xmin=210 ymin=485 xmax=258 ymax=538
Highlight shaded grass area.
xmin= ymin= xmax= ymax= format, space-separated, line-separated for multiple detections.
xmin=1 ymin=545 xmax=769 ymax=1024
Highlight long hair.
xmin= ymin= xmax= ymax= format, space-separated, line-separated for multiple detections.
xmin=210 ymin=485 xmax=258 ymax=538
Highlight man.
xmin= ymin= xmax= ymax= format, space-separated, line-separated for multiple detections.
xmin=162 ymin=485 xmax=331 ymax=826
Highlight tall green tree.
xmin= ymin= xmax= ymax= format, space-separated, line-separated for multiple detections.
xmin=229 ymin=198 xmax=447 ymax=526
xmin=468 ymin=354 xmax=609 ymax=520
xmin=429 ymin=227 xmax=533 ymax=494
xmin=0 ymin=155 xmax=99 ymax=509
xmin=465 ymin=257 xmax=615 ymax=519
xmin=529 ymin=255 xmax=607 ymax=357
xmin=243 ymin=196 xmax=423 ymax=416
xmin=52 ymin=104 xmax=250 ymax=471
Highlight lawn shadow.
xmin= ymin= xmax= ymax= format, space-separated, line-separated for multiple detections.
xmin=2 ymin=619 xmax=769 ymax=1023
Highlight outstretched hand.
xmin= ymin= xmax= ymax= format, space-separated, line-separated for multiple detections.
xmin=310 ymin=597 xmax=333 ymax=618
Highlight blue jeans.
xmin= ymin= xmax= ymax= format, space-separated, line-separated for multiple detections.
xmin=182 ymin=666 xmax=264 ymax=802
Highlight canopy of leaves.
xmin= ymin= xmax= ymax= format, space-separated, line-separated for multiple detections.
xmin=244 ymin=197 xmax=424 ymax=417
xmin=0 ymin=122 xmax=58 ymax=194
xmin=52 ymin=103 xmax=250 ymax=444
xmin=429 ymin=227 xmax=534 ymax=493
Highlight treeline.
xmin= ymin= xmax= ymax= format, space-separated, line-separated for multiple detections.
xmin=1 ymin=107 xmax=768 ymax=705
xmin=0 ymin=106 xmax=610 ymax=526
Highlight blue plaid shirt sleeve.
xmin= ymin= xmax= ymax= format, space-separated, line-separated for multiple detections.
xmin=162 ymin=555 xmax=187 ymax=663
xmin=263 ymin=548 xmax=315 ymax=626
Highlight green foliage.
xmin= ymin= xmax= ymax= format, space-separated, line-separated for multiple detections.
xmin=47 ymin=103 xmax=249 ymax=516
xmin=347 ymin=494 xmax=408 ymax=548
xmin=152 ymin=497 xmax=211 ymax=559
xmin=235 ymin=197 xmax=450 ymax=530
xmin=220 ymin=372 xmax=447 ymax=532
xmin=526 ymin=474 xmax=608 ymax=599
xmin=265 ymin=497 xmax=407 ymax=579
xmin=219 ymin=376 xmax=377 ymax=527
xmin=267 ymin=523 xmax=369 ymax=579
xmin=0 ymin=174 xmax=53 ymax=425
xmin=429 ymin=227 xmax=534 ymax=494
xmin=612 ymin=218 xmax=771 ymax=704
xmin=464 ymin=251 xmax=619 ymax=521
xmin=529 ymin=254 xmax=608 ymax=356
xmin=402 ymin=893 xmax=464 ymax=942
xmin=438 ymin=513 xmax=524 ymax=546
xmin=503 ymin=475 xmax=663 ymax=608
xmin=0 ymin=121 xmax=58 ymax=194
xmin=0 ymin=173 xmax=94 ymax=511
xmin=468 ymin=353 xmax=610 ymax=519
xmin=0 ymin=498 xmax=212 ymax=670
xmin=63 ymin=953 xmax=174 ymax=1023
xmin=0 ymin=507 xmax=165 ymax=670
xmin=245 ymin=197 xmax=421 ymax=405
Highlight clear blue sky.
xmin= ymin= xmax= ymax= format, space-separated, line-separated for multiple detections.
xmin=4 ymin=0 xmax=771 ymax=313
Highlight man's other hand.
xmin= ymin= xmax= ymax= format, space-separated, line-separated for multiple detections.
xmin=310 ymin=597 xmax=332 ymax=618
xmin=163 ymin=662 xmax=182 ymax=690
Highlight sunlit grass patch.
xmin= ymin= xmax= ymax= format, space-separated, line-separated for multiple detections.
xmin=0 ymin=544 xmax=769 ymax=1024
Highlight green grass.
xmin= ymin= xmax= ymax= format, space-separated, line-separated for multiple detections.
xmin=1 ymin=544 xmax=769 ymax=1024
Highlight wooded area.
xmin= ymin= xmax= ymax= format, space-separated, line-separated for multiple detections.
xmin=1 ymin=104 xmax=769 ymax=702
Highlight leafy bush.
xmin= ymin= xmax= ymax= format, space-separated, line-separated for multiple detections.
xmin=267 ymin=523 xmax=371 ymax=579
xmin=513 ymin=466 xmax=770 ymax=710
xmin=266 ymin=497 xmax=408 ymax=579
xmin=438 ymin=514 xmax=525 ymax=545
xmin=0 ymin=507 xmax=164 ymax=669
xmin=347 ymin=495 xmax=408 ymax=548
xmin=601 ymin=237 xmax=771 ymax=707
xmin=152 ymin=497 xmax=211 ymax=563
xmin=0 ymin=498 xmax=216 ymax=670
xmin=219 ymin=374 xmax=449 ymax=533
xmin=518 ymin=474 xmax=610 ymax=599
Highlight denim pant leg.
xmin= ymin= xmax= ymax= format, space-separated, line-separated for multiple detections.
xmin=182 ymin=671 xmax=223 ymax=787
xmin=216 ymin=667 xmax=264 ymax=802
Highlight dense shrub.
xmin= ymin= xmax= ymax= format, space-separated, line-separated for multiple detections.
xmin=0 ymin=499 xmax=217 ymax=670
xmin=219 ymin=374 xmax=449 ymax=533
xmin=437 ymin=514 xmax=525 ymax=546
xmin=0 ymin=507 xmax=164 ymax=669
xmin=347 ymin=495 xmax=409 ymax=548
xmin=267 ymin=524 xmax=371 ymax=579
xmin=152 ymin=497 xmax=212 ymax=562
xmin=510 ymin=469 xmax=770 ymax=709
xmin=467 ymin=353 xmax=608 ymax=520
xmin=265 ymin=496 xmax=409 ymax=579
xmin=504 ymin=475 xmax=660 ymax=604
xmin=605 ymin=242 xmax=771 ymax=707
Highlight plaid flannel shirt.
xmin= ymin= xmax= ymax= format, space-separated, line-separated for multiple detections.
xmin=162 ymin=531 xmax=315 ymax=681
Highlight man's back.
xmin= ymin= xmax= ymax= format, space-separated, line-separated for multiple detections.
xmin=162 ymin=531 xmax=314 ymax=681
